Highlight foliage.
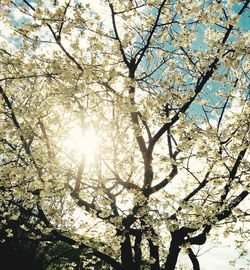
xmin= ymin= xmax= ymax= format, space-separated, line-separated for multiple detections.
xmin=0 ymin=0 xmax=249 ymax=269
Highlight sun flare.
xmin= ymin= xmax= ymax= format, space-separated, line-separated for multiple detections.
xmin=61 ymin=125 xmax=99 ymax=164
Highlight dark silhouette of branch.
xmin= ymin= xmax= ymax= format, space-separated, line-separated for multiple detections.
xmin=187 ymin=248 xmax=200 ymax=270
xmin=0 ymin=85 xmax=30 ymax=154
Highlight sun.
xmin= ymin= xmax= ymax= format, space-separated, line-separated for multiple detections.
xmin=61 ymin=125 xmax=99 ymax=165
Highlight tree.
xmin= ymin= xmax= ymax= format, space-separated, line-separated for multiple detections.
xmin=0 ymin=0 xmax=249 ymax=269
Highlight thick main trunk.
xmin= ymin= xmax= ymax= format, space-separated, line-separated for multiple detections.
xmin=120 ymin=234 xmax=137 ymax=270
xmin=164 ymin=239 xmax=181 ymax=270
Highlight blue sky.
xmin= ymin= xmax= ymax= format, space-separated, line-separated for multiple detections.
xmin=3 ymin=1 xmax=250 ymax=269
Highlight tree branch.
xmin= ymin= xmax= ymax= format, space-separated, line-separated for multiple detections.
xmin=145 ymin=164 xmax=177 ymax=195
xmin=220 ymin=147 xmax=248 ymax=203
xmin=109 ymin=3 xmax=130 ymax=67
xmin=187 ymin=248 xmax=200 ymax=270
xmin=73 ymin=154 xmax=85 ymax=195
xmin=0 ymin=85 xmax=30 ymax=155
xmin=148 ymin=0 xmax=250 ymax=154
xmin=47 ymin=24 xmax=83 ymax=71
xmin=134 ymin=0 xmax=167 ymax=69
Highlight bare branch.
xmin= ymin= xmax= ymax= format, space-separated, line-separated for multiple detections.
xmin=0 ymin=85 xmax=31 ymax=155
xmin=103 ymin=160 xmax=141 ymax=191
xmin=134 ymin=0 xmax=167 ymax=69
xmin=109 ymin=3 xmax=130 ymax=67
xmin=74 ymin=155 xmax=85 ymax=195
xmin=146 ymin=164 xmax=177 ymax=195
xmin=47 ymin=24 xmax=83 ymax=71
xmin=38 ymin=119 xmax=53 ymax=158
xmin=187 ymin=248 xmax=200 ymax=270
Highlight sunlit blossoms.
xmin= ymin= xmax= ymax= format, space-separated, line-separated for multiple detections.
xmin=0 ymin=0 xmax=249 ymax=269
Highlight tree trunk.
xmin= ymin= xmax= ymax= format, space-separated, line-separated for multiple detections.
xmin=120 ymin=234 xmax=137 ymax=270
xmin=164 ymin=230 xmax=185 ymax=270
xmin=164 ymin=240 xmax=181 ymax=270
